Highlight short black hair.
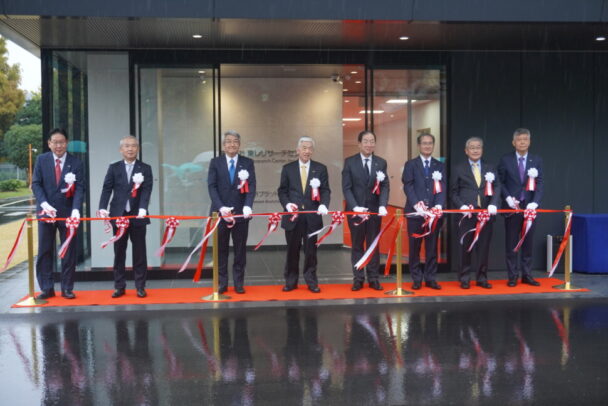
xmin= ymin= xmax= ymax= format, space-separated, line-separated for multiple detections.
xmin=49 ymin=128 xmax=68 ymax=140
xmin=357 ymin=130 xmax=376 ymax=143
xmin=417 ymin=133 xmax=435 ymax=144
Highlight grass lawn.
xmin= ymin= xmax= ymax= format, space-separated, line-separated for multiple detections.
xmin=0 ymin=187 xmax=33 ymax=200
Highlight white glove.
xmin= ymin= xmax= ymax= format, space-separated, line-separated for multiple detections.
xmin=459 ymin=205 xmax=470 ymax=211
xmin=353 ymin=206 xmax=368 ymax=213
xmin=317 ymin=204 xmax=329 ymax=215
xmin=434 ymin=205 xmax=442 ymax=210
xmin=40 ymin=202 xmax=57 ymax=217
xmin=488 ymin=205 xmax=497 ymax=215
xmin=460 ymin=205 xmax=472 ymax=218
xmin=242 ymin=206 xmax=253 ymax=218
xmin=286 ymin=203 xmax=298 ymax=213
xmin=526 ymin=202 xmax=538 ymax=210
xmin=137 ymin=208 xmax=147 ymax=219
xmin=70 ymin=209 xmax=80 ymax=219
xmin=506 ymin=196 xmax=518 ymax=209
xmin=219 ymin=206 xmax=233 ymax=216
xmin=378 ymin=206 xmax=388 ymax=217
xmin=98 ymin=209 xmax=109 ymax=218
xmin=414 ymin=201 xmax=427 ymax=214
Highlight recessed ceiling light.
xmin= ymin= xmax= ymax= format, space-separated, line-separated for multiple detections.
xmin=597 ymin=36 xmax=607 ymax=41
xmin=359 ymin=110 xmax=385 ymax=114
xmin=198 ymin=70 xmax=206 ymax=74
xmin=351 ymin=71 xmax=358 ymax=74
xmin=343 ymin=89 xmax=348 ymax=92
xmin=399 ymin=36 xmax=410 ymax=41
xmin=355 ymin=80 xmax=362 ymax=84
xmin=192 ymin=34 xmax=203 ymax=39
xmin=344 ymin=100 xmax=351 ymax=103
xmin=343 ymin=118 xmax=362 ymax=121
xmin=386 ymin=99 xmax=409 ymax=104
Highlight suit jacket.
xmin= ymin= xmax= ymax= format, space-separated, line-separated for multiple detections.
xmin=278 ymin=160 xmax=331 ymax=231
xmin=402 ymin=156 xmax=446 ymax=212
xmin=342 ymin=154 xmax=389 ymax=211
xmin=98 ymin=159 xmax=153 ymax=226
xmin=32 ymin=151 xmax=85 ymax=218
xmin=207 ymin=154 xmax=256 ymax=221
xmin=497 ymin=152 xmax=543 ymax=206
xmin=450 ymin=159 xmax=501 ymax=209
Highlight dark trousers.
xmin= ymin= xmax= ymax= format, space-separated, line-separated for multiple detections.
xmin=348 ymin=215 xmax=381 ymax=282
xmin=458 ymin=215 xmax=494 ymax=283
xmin=218 ymin=219 xmax=249 ymax=289
xmin=112 ymin=221 xmax=147 ymax=290
xmin=407 ymin=216 xmax=442 ymax=283
xmin=284 ymin=216 xmax=319 ymax=288
xmin=505 ymin=212 xmax=536 ymax=280
xmin=36 ymin=221 xmax=77 ymax=292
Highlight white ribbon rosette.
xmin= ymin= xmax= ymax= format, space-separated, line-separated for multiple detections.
xmin=432 ymin=170 xmax=443 ymax=194
xmin=309 ymin=178 xmax=321 ymax=201
xmin=237 ymin=169 xmax=250 ymax=193
xmin=484 ymin=172 xmax=495 ymax=196
xmin=526 ymin=167 xmax=538 ymax=191
xmin=372 ymin=171 xmax=385 ymax=195
xmin=61 ymin=172 xmax=76 ymax=197
xmin=131 ymin=172 xmax=144 ymax=197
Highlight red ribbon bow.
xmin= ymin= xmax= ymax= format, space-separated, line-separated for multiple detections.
xmin=58 ymin=217 xmax=80 ymax=258
xmin=309 ymin=211 xmax=345 ymax=246
xmin=156 ymin=217 xmax=180 ymax=257
xmin=101 ymin=217 xmax=130 ymax=249
xmin=513 ymin=209 xmax=537 ymax=252
xmin=254 ymin=213 xmax=282 ymax=250
xmin=461 ymin=211 xmax=491 ymax=252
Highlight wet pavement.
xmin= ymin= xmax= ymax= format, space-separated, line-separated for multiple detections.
xmin=0 ymin=298 xmax=606 ymax=405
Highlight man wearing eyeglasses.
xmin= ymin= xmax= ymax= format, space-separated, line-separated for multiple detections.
xmin=32 ymin=128 xmax=85 ymax=300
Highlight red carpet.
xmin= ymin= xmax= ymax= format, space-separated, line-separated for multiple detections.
xmin=13 ymin=278 xmax=587 ymax=308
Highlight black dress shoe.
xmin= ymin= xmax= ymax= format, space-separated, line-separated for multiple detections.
xmin=137 ymin=288 xmax=147 ymax=298
xmin=460 ymin=281 xmax=470 ymax=289
xmin=112 ymin=288 xmax=125 ymax=298
xmin=36 ymin=290 xmax=55 ymax=300
xmin=412 ymin=281 xmax=422 ymax=290
xmin=425 ymin=281 xmax=442 ymax=290
xmin=369 ymin=281 xmax=383 ymax=291
xmin=61 ymin=290 xmax=76 ymax=299
xmin=308 ymin=286 xmax=321 ymax=293
xmin=507 ymin=279 xmax=517 ymax=287
xmin=477 ymin=281 xmax=492 ymax=289
xmin=521 ymin=277 xmax=540 ymax=286
xmin=234 ymin=287 xmax=246 ymax=294
xmin=218 ymin=286 xmax=228 ymax=294
xmin=351 ymin=281 xmax=363 ymax=291
xmin=282 ymin=285 xmax=296 ymax=292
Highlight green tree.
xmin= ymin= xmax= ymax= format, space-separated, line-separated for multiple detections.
xmin=0 ymin=37 xmax=26 ymax=138
xmin=15 ymin=91 xmax=41 ymax=125
xmin=3 ymin=123 xmax=42 ymax=169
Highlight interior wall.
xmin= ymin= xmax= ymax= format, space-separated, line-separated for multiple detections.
xmin=221 ymin=77 xmax=344 ymax=245
xmin=374 ymin=117 xmax=409 ymax=207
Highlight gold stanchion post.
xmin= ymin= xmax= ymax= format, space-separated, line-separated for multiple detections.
xmin=385 ymin=209 xmax=413 ymax=296
xmin=202 ymin=212 xmax=231 ymax=301
xmin=16 ymin=215 xmax=48 ymax=306
xmin=554 ymin=205 xmax=579 ymax=290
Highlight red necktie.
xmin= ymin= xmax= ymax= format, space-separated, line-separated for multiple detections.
xmin=55 ymin=159 xmax=62 ymax=185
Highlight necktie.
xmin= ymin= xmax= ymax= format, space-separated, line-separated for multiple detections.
xmin=229 ymin=159 xmax=236 ymax=184
xmin=424 ymin=159 xmax=430 ymax=177
xmin=55 ymin=159 xmax=62 ymax=186
xmin=364 ymin=158 xmax=370 ymax=180
xmin=472 ymin=162 xmax=482 ymax=207
xmin=518 ymin=157 xmax=526 ymax=200
xmin=300 ymin=165 xmax=307 ymax=193
xmin=126 ymin=163 xmax=133 ymax=212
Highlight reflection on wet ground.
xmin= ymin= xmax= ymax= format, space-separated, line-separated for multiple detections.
xmin=1 ymin=299 xmax=607 ymax=405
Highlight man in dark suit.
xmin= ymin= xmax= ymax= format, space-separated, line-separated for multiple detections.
xmin=450 ymin=137 xmax=501 ymax=289
xmin=32 ymin=128 xmax=85 ymax=299
xmin=402 ymin=133 xmax=446 ymax=290
xmin=99 ymin=135 xmax=153 ymax=298
xmin=278 ymin=136 xmax=330 ymax=293
xmin=342 ymin=130 xmax=388 ymax=291
xmin=207 ymin=130 xmax=256 ymax=294
xmin=497 ymin=128 xmax=543 ymax=287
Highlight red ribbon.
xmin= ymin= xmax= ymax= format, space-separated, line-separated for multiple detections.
xmin=58 ymin=217 xmax=80 ymax=258
xmin=461 ymin=211 xmax=491 ymax=252
xmin=485 ymin=181 xmax=493 ymax=196
xmin=433 ymin=179 xmax=442 ymax=194
xmin=238 ymin=180 xmax=249 ymax=194
xmin=1 ymin=219 xmax=26 ymax=271
xmin=131 ymin=184 xmax=140 ymax=198
xmin=513 ymin=209 xmax=536 ymax=252
xmin=254 ymin=213 xmax=282 ymax=250
xmin=309 ymin=211 xmax=345 ymax=246
xmin=101 ymin=217 xmax=129 ymax=249
xmin=311 ymin=187 xmax=320 ymax=202
xmin=62 ymin=183 xmax=74 ymax=198
xmin=156 ymin=217 xmax=180 ymax=257
xmin=371 ymin=180 xmax=381 ymax=195
xmin=548 ymin=212 xmax=572 ymax=277
xmin=526 ymin=177 xmax=536 ymax=192
xmin=177 ymin=218 xmax=219 ymax=281
xmin=412 ymin=207 xmax=443 ymax=238
xmin=381 ymin=216 xmax=401 ymax=275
